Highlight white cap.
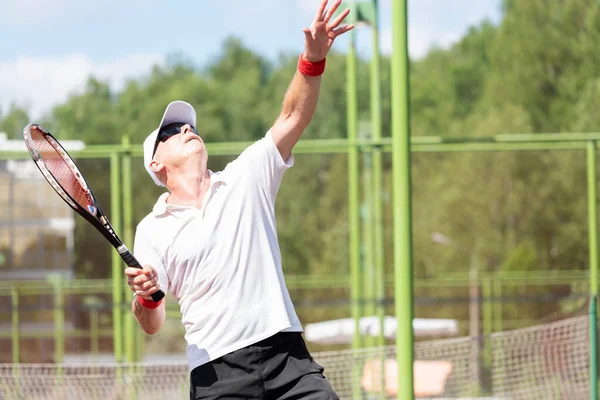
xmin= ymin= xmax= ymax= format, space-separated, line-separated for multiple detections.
xmin=143 ymin=101 xmax=197 ymax=187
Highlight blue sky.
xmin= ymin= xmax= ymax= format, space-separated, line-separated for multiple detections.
xmin=0 ymin=0 xmax=502 ymax=118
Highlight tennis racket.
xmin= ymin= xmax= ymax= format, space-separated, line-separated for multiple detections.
xmin=23 ymin=123 xmax=165 ymax=302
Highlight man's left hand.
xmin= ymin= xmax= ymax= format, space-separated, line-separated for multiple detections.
xmin=303 ymin=0 xmax=354 ymax=62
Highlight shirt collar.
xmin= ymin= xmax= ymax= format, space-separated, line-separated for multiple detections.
xmin=151 ymin=170 xmax=227 ymax=217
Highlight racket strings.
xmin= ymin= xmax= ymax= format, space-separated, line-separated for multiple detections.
xmin=28 ymin=129 xmax=92 ymax=210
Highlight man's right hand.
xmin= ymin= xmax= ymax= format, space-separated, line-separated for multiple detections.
xmin=126 ymin=265 xmax=161 ymax=300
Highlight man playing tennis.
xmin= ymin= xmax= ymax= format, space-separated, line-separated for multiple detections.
xmin=125 ymin=1 xmax=353 ymax=398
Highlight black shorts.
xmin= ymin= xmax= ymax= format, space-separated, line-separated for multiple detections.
xmin=189 ymin=332 xmax=339 ymax=400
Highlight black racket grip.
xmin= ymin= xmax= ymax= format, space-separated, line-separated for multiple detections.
xmin=120 ymin=249 xmax=165 ymax=302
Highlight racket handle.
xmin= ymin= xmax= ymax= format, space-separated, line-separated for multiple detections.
xmin=119 ymin=247 xmax=166 ymax=302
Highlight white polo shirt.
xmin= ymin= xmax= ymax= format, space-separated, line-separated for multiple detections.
xmin=133 ymin=130 xmax=303 ymax=371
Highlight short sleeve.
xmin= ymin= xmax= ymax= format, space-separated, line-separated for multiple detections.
xmin=230 ymin=129 xmax=293 ymax=201
xmin=133 ymin=228 xmax=170 ymax=296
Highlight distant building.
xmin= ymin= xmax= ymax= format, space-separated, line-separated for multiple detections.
xmin=0 ymin=132 xmax=86 ymax=363
xmin=0 ymin=132 xmax=84 ymax=280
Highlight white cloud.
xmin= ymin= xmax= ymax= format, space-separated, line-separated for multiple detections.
xmin=0 ymin=54 xmax=164 ymax=118
xmin=0 ymin=0 xmax=157 ymax=25
xmin=403 ymin=27 xmax=464 ymax=59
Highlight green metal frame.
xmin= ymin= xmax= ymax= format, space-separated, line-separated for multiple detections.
xmin=122 ymin=135 xmax=137 ymax=363
xmin=2 ymin=135 xmax=600 ymax=396
xmin=588 ymin=141 xmax=599 ymax=400
xmin=1 ymin=133 xmax=599 ymax=399
xmin=4 ymin=134 xmax=600 ymax=161
xmin=346 ymin=5 xmax=363 ymax=398
xmin=0 ymin=270 xmax=593 ymax=375
xmin=390 ymin=0 xmax=415 ymax=398
xmin=1 ymin=273 xmax=588 ymax=339
xmin=110 ymin=153 xmax=124 ymax=363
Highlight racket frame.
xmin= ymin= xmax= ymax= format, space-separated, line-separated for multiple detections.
xmin=23 ymin=123 xmax=165 ymax=302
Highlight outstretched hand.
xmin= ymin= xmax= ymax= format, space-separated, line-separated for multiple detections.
xmin=303 ymin=0 xmax=354 ymax=62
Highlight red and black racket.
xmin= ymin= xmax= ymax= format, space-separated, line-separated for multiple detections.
xmin=23 ymin=123 xmax=165 ymax=302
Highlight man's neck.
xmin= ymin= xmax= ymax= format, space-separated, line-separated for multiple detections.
xmin=166 ymin=169 xmax=212 ymax=208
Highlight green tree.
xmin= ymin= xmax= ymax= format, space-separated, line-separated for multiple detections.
xmin=0 ymin=105 xmax=30 ymax=138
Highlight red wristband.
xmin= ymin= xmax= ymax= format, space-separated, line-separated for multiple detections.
xmin=137 ymin=295 xmax=163 ymax=309
xmin=298 ymin=55 xmax=326 ymax=77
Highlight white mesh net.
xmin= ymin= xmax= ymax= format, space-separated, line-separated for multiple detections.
xmin=0 ymin=363 xmax=190 ymax=400
xmin=0 ymin=316 xmax=591 ymax=400
xmin=314 ymin=335 xmax=478 ymax=398
xmin=491 ymin=315 xmax=589 ymax=400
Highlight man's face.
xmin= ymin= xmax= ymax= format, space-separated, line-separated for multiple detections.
xmin=151 ymin=122 xmax=208 ymax=177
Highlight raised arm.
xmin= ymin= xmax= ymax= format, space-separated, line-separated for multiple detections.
xmin=271 ymin=0 xmax=353 ymax=160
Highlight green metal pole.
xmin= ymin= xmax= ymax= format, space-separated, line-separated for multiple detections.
xmin=493 ymin=280 xmax=504 ymax=391
xmin=588 ymin=141 xmax=599 ymax=297
xmin=110 ymin=153 xmax=124 ymax=363
xmin=370 ymin=0 xmax=386 ymax=349
xmin=493 ymin=280 xmax=503 ymax=333
xmin=369 ymin=3 xmax=387 ymax=397
xmin=122 ymin=136 xmax=139 ymax=399
xmin=122 ymin=136 xmax=137 ymax=363
xmin=11 ymin=286 xmax=20 ymax=391
xmin=482 ymin=278 xmax=493 ymax=371
xmin=587 ymin=141 xmax=599 ymax=400
xmin=362 ymin=150 xmax=376 ymax=348
xmin=591 ymin=299 xmax=598 ymax=400
xmin=53 ymin=278 xmax=64 ymax=363
xmin=11 ymin=287 xmax=19 ymax=364
xmin=346 ymin=5 xmax=363 ymax=398
xmin=91 ymin=309 xmax=99 ymax=356
xmin=391 ymin=0 xmax=414 ymax=398
xmin=137 ymin=323 xmax=146 ymax=363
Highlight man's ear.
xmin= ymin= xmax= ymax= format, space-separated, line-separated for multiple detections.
xmin=150 ymin=159 xmax=164 ymax=174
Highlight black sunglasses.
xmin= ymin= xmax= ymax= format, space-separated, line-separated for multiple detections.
xmin=153 ymin=122 xmax=199 ymax=156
